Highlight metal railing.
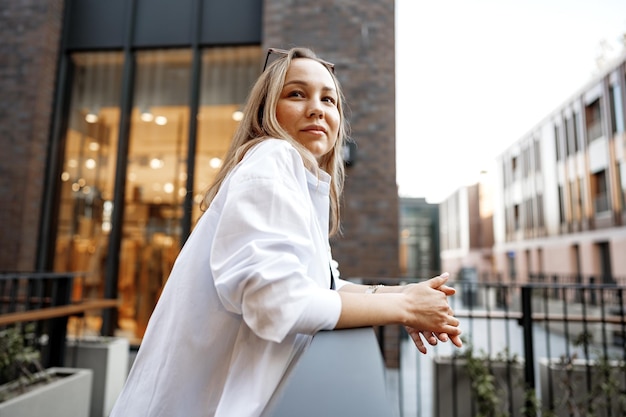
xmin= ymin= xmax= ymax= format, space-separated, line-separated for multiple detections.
xmin=0 ymin=272 xmax=77 ymax=367
xmin=0 ymin=271 xmax=117 ymax=368
xmin=390 ymin=276 xmax=626 ymax=417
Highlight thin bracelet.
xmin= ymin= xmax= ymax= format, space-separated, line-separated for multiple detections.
xmin=365 ymin=284 xmax=384 ymax=294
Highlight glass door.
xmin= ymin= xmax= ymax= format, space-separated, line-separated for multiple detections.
xmin=118 ymin=50 xmax=192 ymax=340
xmin=55 ymin=52 xmax=123 ymax=335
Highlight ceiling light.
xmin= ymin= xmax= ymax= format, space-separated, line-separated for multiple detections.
xmin=85 ymin=112 xmax=99 ymax=123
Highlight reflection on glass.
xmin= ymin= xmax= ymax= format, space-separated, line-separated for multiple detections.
xmin=193 ymin=47 xmax=263 ymax=221
xmin=55 ymin=52 xmax=123 ymax=335
xmin=118 ymin=50 xmax=192 ymax=340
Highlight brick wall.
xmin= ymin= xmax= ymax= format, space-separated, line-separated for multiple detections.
xmin=0 ymin=0 xmax=64 ymax=270
xmin=263 ymin=0 xmax=400 ymax=280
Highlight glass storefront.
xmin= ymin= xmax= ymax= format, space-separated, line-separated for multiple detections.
xmin=55 ymin=46 xmax=262 ymax=340
xmin=55 ymin=52 xmax=123 ymax=335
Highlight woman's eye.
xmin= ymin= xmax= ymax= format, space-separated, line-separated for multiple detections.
xmin=288 ymin=90 xmax=304 ymax=98
xmin=323 ymin=96 xmax=337 ymax=105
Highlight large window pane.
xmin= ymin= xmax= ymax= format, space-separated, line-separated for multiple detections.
xmin=55 ymin=52 xmax=123 ymax=335
xmin=193 ymin=46 xmax=262 ymax=221
xmin=119 ymin=49 xmax=192 ymax=340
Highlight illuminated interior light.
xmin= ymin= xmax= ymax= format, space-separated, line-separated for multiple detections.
xmin=210 ymin=157 xmax=222 ymax=169
xmin=155 ymin=116 xmax=168 ymax=125
xmin=232 ymin=110 xmax=244 ymax=121
xmin=150 ymin=158 xmax=164 ymax=169
xmin=140 ymin=111 xmax=154 ymax=122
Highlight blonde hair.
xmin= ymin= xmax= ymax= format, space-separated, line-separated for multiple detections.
xmin=201 ymin=47 xmax=349 ymax=236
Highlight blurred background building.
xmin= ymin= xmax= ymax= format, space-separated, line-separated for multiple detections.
xmin=492 ymin=49 xmax=626 ymax=286
xmin=437 ymin=50 xmax=626 ymax=287
xmin=399 ymin=197 xmax=440 ymax=279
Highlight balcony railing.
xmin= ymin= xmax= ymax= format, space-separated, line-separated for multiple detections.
xmin=3 ymin=272 xmax=625 ymax=416
xmin=0 ymin=272 xmax=118 ymax=367
xmin=393 ymin=277 xmax=626 ymax=417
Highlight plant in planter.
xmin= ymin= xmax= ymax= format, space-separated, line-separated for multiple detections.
xmin=0 ymin=323 xmax=49 ymax=400
xmin=0 ymin=323 xmax=93 ymax=417
xmin=434 ymin=339 xmax=543 ymax=417
xmin=540 ymin=332 xmax=626 ymax=417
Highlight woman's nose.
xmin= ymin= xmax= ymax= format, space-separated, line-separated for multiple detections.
xmin=308 ymin=102 xmax=324 ymax=118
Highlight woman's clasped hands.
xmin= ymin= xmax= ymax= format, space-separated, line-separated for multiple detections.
xmin=401 ymin=272 xmax=463 ymax=354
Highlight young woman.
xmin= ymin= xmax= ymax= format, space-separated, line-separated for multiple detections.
xmin=110 ymin=47 xmax=461 ymax=417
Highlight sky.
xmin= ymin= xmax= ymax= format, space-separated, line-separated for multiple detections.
xmin=395 ymin=0 xmax=626 ymax=203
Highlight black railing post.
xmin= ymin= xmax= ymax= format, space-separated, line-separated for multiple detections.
xmin=521 ymin=285 xmax=536 ymax=417
xmin=47 ymin=274 xmax=73 ymax=367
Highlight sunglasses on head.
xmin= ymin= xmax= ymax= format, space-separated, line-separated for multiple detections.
xmin=262 ymin=48 xmax=335 ymax=74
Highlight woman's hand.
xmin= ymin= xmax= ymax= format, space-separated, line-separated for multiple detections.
xmin=405 ymin=327 xmax=463 ymax=354
xmin=335 ymin=273 xmax=462 ymax=351
xmin=398 ymin=274 xmax=461 ymax=336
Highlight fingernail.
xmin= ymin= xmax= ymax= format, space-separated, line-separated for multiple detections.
xmin=440 ymin=272 xmax=449 ymax=278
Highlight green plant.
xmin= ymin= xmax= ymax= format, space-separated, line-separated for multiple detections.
xmin=460 ymin=339 xmax=511 ymax=417
xmin=0 ymin=323 xmax=48 ymax=402
xmin=549 ymin=331 xmax=626 ymax=417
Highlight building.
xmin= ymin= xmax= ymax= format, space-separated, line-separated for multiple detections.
xmin=439 ymin=174 xmax=495 ymax=282
xmin=493 ymin=50 xmax=626 ymax=284
xmin=399 ymin=197 xmax=441 ymax=279
xmin=0 ymin=0 xmax=399 ymax=343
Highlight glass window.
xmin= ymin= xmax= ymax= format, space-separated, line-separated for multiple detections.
xmin=610 ymin=84 xmax=624 ymax=134
xmin=119 ymin=49 xmax=192 ymax=339
xmin=554 ymin=124 xmax=561 ymax=161
xmin=619 ymin=162 xmax=626 ymax=212
xmin=585 ymin=99 xmax=603 ymax=143
xmin=591 ymin=170 xmax=609 ymax=214
xmin=192 ymin=46 xmax=262 ymax=221
xmin=558 ymin=185 xmax=565 ymax=223
xmin=572 ymin=112 xmax=580 ymax=152
xmin=55 ymin=52 xmax=124 ymax=335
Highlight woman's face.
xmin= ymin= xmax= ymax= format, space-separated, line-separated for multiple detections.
xmin=275 ymin=58 xmax=340 ymax=159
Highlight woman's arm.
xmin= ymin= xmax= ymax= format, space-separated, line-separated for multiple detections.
xmin=335 ymin=273 xmax=462 ymax=353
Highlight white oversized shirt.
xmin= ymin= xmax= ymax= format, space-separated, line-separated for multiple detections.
xmin=110 ymin=139 xmax=345 ymax=417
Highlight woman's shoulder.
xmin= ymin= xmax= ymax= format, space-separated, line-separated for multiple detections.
xmin=238 ymin=138 xmax=306 ymax=176
xmin=247 ymin=138 xmax=299 ymax=159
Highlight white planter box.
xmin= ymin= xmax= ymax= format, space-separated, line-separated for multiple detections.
xmin=539 ymin=357 xmax=626 ymax=417
xmin=0 ymin=367 xmax=92 ymax=417
xmin=433 ymin=356 xmax=526 ymax=417
xmin=65 ymin=336 xmax=129 ymax=417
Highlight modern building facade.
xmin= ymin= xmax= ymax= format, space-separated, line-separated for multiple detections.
xmin=492 ymin=50 xmax=626 ymax=284
xmin=0 ymin=0 xmax=399 ymax=342
xmin=399 ymin=197 xmax=441 ymax=279
xmin=439 ymin=176 xmax=495 ymax=281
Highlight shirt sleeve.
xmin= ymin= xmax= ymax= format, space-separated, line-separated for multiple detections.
xmin=210 ymin=142 xmax=341 ymax=343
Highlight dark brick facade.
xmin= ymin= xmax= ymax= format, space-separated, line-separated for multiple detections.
xmin=0 ymin=0 xmax=64 ymax=270
xmin=264 ymin=0 xmax=400 ymax=280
